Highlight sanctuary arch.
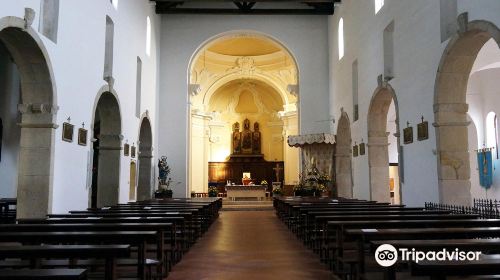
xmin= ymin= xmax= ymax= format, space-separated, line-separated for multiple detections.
xmin=434 ymin=17 xmax=500 ymax=205
xmin=90 ymin=90 xmax=122 ymax=208
xmin=367 ymin=83 xmax=401 ymax=203
xmin=187 ymin=31 xmax=300 ymax=194
xmin=335 ymin=110 xmax=353 ymax=198
xmin=0 ymin=16 xmax=57 ymax=219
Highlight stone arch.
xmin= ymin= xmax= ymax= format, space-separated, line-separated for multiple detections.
xmin=90 ymin=90 xmax=122 ymax=208
xmin=137 ymin=116 xmax=153 ymax=201
xmin=0 ymin=16 xmax=57 ymax=219
xmin=434 ymin=18 xmax=500 ymax=205
xmin=336 ymin=110 xmax=353 ymax=198
xmin=367 ymin=83 xmax=401 ymax=203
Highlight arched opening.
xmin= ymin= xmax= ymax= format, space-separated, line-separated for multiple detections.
xmin=367 ymin=84 xmax=401 ymax=203
xmin=0 ymin=19 xmax=57 ymax=219
xmin=187 ymin=31 xmax=299 ymax=197
xmin=129 ymin=161 xmax=137 ymax=201
xmin=335 ymin=111 xmax=353 ymax=198
xmin=434 ymin=19 xmax=500 ymax=204
xmin=90 ymin=92 xmax=121 ymax=208
xmin=137 ymin=117 xmax=153 ymax=201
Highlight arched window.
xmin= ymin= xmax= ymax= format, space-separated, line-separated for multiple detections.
xmin=486 ymin=111 xmax=498 ymax=158
xmin=146 ymin=16 xmax=151 ymax=57
xmin=111 ymin=0 xmax=118 ymax=9
xmin=375 ymin=0 xmax=384 ymax=14
xmin=338 ymin=18 xmax=344 ymax=60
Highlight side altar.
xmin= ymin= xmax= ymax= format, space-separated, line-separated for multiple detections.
xmin=225 ymin=185 xmax=267 ymax=200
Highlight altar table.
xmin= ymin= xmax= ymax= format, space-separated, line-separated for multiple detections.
xmin=225 ymin=185 xmax=267 ymax=200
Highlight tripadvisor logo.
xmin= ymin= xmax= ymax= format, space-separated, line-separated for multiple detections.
xmin=375 ymin=244 xmax=482 ymax=267
xmin=375 ymin=244 xmax=398 ymax=267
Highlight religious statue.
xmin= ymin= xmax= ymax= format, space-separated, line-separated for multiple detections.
xmin=158 ymin=156 xmax=172 ymax=187
xmin=252 ymin=122 xmax=261 ymax=154
xmin=232 ymin=122 xmax=241 ymax=154
xmin=241 ymin=118 xmax=252 ymax=154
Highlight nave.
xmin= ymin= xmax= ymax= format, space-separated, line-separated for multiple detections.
xmin=167 ymin=210 xmax=332 ymax=280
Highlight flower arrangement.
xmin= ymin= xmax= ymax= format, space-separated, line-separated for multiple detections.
xmin=208 ymin=186 xmax=218 ymax=197
xmin=293 ymin=162 xmax=332 ymax=197
xmin=272 ymin=187 xmax=283 ymax=195
xmin=260 ymin=180 xmax=268 ymax=185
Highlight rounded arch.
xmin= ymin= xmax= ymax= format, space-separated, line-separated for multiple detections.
xmin=90 ymin=90 xmax=122 ymax=208
xmin=434 ymin=19 xmax=500 ymax=205
xmin=367 ymin=83 xmax=401 ymax=203
xmin=335 ymin=110 xmax=353 ymax=198
xmin=137 ymin=116 xmax=153 ymax=201
xmin=0 ymin=16 xmax=57 ymax=219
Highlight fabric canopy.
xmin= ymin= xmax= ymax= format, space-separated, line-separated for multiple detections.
xmin=287 ymin=133 xmax=336 ymax=147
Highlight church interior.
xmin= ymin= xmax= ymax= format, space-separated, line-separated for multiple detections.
xmin=1 ymin=0 xmax=500 ymax=279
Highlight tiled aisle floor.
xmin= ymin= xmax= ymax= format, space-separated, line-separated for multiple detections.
xmin=166 ymin=210 xmax=333 ymax=280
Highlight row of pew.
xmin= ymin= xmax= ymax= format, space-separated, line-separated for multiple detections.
xmin=274 ymin=196 xmax=500 ymax=279
xmin=0 ymin=197 xmax=222 ymax=280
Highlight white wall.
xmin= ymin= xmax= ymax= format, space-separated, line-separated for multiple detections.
xmin=0 ymin=0 xmax=161 ymax=212
xmin=158 ymin=15 xmax=330 ymax=197
xmin=329 ymin=0 xmax=500 ymax=206
xmin=0 ymin=44 xmax=21 ymax=198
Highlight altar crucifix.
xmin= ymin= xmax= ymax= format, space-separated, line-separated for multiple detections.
xmin=273 ymin=163 xmax=283 ymax=182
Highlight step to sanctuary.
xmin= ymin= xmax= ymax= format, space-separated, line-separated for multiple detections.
xmin=221 ymin=198 xmax=274 ymax=211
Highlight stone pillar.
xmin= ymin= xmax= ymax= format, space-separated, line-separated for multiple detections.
xmin=16 ymin=103 xmax=57 ymax=219
xmin=434 ymin=103 xmax=471 ymax=205
xmin=96 ymin=134 xmax=121 ymax=208
xmin=281 ymin=112 xmax=299 ymax=185
xmin=335 ymin=145 xmax=353 ymax=198
xmin=137 ymin=148 xmax=153 ymax=201
xmin=368 ymin=133 xmax=391 ymax=203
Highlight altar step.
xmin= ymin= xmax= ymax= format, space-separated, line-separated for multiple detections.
xmin=222 ymin=198 xmax=274 ymax=211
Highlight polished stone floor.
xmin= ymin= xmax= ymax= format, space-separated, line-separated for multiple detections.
xmin=166 ymin=210 xmax=333 ymax=280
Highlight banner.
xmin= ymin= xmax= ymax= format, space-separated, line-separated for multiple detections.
xmin=477 ymin=150 xmax=493 ymax=189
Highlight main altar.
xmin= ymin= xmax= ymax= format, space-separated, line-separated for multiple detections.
xmin=225 ymin=185 xmax=267 ymax=200
xmin=208 ymin=118 xmax=284 ymax=194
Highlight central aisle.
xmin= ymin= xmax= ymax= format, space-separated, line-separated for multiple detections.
xmin=167 ymin=210 xmax=333 ymax=280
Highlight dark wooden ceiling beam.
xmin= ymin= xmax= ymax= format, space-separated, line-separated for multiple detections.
xmin=152 ymin=0 xmax=340 ymax=15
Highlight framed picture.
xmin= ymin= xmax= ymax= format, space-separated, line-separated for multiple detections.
xmin=124 ymin=144 xmax=130 ymax=156
xmin=359 ymin=142 xmax=366 ymax=156
xmin=352 ymin=145 xmax=358 ymax=157
xmin=78 ymin=128 xmax=87 ymax=146
xmin=62 ymin=122 xmax=74 ymax=142
xmin=131 ymin=146 xmax=136 ymax=158
xmin=403 ymin=126 xmax=413 ymax=144
xmin=417 ymin=121 xmax=429 ymax=141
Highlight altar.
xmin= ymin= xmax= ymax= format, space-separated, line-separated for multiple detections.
xmin=225 ymin=185 xmax=267 ymax=201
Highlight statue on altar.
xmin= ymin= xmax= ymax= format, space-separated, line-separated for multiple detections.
xmin=241 ymin=118 xmax=252 ymax=154
xmin=252 ymin=122 xmax=261 ymax=154
xmin=232 ymin=122 xmax=241 ymax=154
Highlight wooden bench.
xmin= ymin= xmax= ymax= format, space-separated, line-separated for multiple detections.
xmin=0 ymin=268 xmax=87 ymax=280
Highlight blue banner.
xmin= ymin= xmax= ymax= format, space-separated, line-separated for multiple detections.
xmin=477 ymin=150 xmax=493 ymax=189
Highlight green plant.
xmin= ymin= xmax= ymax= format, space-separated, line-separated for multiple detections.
xmin=191 ymin=191 xmax=196 ymax=198
xmin=272 ymin=187 xmax=283 ymax=195
xmin=208 ymin=186 xmax=218 ymax=197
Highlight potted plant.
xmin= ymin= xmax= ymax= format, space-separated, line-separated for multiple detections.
xmin=208 ymin=186 xmax=218 ymax=197
xmin=154 ymin=156 xmax=173 ymax=199
xmin=191 ymin=191 xmax=196 ymax=198
xmin=272 ymin=187 xmax=283 ymax=196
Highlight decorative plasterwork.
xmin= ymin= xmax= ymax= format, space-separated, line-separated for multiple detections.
xmin=287 ymin=133 xmax=336 ymax=147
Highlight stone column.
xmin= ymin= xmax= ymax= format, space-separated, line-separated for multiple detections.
xmin=137 ymin=147 xmax=153 ymax=201
xmin=96 ymin=134 xmax=121 ymax=208
xmin=335 ymin=145 xmax=353 ymax=198
xmin=281 ymin=112 xmax=299 ymax=185
xmin=368 ymin=133 xmax=391 ymax=203
xmin=434 ymin=103 xmax=471 ymax=205
xmin=16 ymin=103 xmax=57 ymax=219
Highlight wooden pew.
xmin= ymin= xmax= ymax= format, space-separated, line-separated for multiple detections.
xmin=0 ymin=245 xmax=129 ymax=280
xmin=0 ymin=268 xmax=87 ymax=280
xmin=0 ymin=231 xmax=156 ymax=279
xmin=345 ymin=227 xmax=500 ymax=279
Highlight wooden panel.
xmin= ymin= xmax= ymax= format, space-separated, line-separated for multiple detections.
xmin=208 ymin=160 xmax=284 ymax=192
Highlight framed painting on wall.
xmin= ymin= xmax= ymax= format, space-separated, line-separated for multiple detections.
xmin=403 ymin=126 xmax=413 ymax=144
xmin=78 ymin=128 xmax=88 ymax=146
xmin=62 ymin=122 xmax=74 ymax=143
xmin=417 ymin=121 xmax=429 ymax=141
xmin=124 ymin=144 xmax=130 ymax=156
xmin=352 ymin=145 xmax=358 ymax=157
